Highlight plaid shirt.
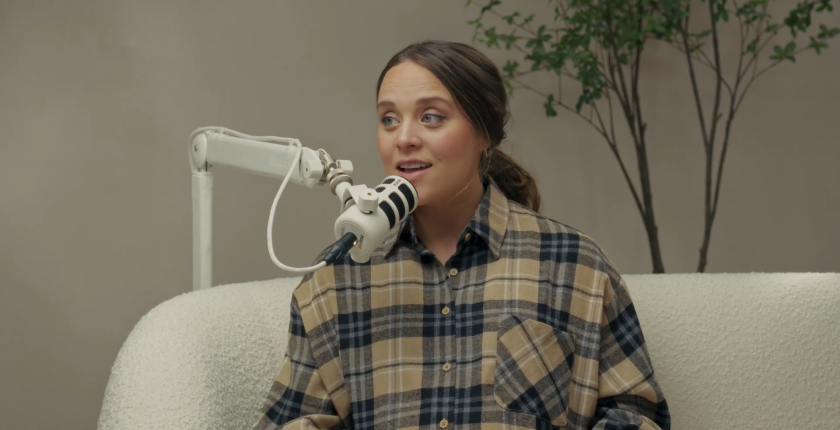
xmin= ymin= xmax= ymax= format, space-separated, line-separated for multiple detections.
xmin=257 ymin=180 xmax=669 ymax=430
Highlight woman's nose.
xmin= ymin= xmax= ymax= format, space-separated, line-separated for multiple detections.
xmin=394 ymin=122 xmax=422 ymax=151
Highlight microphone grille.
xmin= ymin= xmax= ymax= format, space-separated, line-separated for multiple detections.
xmin=398 ymin=184 xmax=416 ymax=211
xmin=388 ymin=192 xmax=406 ymax=219
xmin=378 ymin=201 xmax=396 ymax=229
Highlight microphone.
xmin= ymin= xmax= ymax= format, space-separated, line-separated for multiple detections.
xmin=324 ymin=176 xmax=418 ymax=264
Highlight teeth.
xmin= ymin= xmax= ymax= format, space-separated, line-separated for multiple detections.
xmin=401 ymin=163 xmax=431 ymax=169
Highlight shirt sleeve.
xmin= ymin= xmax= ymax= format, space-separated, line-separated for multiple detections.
xmin=591 ymin=270 xmax=670 ymax=430
xmin=255 ymin=295 xmax=345 ymax=430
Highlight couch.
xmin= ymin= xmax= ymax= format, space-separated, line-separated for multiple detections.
xmin=98 ymin=273 xmax=840 ymax=429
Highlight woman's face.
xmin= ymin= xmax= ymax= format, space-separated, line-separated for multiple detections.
xmin=377 ymin=61 xmax=485 ymax=208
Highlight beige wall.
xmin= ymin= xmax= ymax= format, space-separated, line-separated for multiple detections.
xmin=1 ymin=1 xmax=837 ymax=429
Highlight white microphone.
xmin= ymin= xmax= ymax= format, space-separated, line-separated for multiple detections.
xmin=324 ymin=176 xmax=418 ymax=264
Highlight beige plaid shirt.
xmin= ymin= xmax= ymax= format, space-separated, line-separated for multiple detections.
xmin=257 ymin=180 xmax=669 ymax=430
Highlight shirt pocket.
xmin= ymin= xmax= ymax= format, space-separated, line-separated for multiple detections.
xmin=493 ymin=313 xmax=577 ymax=428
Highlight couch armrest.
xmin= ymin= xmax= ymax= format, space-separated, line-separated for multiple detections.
xmin=98 ymin=277 xmax=303 ymax=430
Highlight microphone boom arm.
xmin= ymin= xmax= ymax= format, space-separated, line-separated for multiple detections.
xmin=190 ymin=128 xmax=353 ymax=185
xmin=188 ymin=127 xmax=354 ymax=290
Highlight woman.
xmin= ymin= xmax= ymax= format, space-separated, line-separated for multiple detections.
xmin=257 ymin=41 xmax=669 ymax=430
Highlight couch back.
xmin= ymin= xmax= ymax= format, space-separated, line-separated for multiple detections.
xmin=98 ymin=273 xmax=840 ymax=430
xmin=627 ymin=273 xmax=839 ymax=429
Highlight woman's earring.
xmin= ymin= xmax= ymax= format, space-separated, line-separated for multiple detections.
xmin=483 ymin=146 xmax=489 ymax=160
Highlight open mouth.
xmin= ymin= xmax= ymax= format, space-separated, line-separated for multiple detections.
xmin=397 ymin=163 xmax=432 ymax=173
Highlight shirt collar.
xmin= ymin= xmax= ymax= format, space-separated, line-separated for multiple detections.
xmin=381 ymin=178 xmax=510 ymax=259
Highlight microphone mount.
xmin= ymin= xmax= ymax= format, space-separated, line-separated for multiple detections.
xmin=188 ymin=126 xmax=410 ymax=290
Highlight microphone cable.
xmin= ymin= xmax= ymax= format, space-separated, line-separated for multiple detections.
xmin=191 ymin=127 xmax=329 ymax=274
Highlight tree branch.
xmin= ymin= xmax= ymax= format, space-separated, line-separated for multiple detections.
xmin=732 ymin=0 xmax=747 ymax=50
xmin=736 ymin=45 xmax=813 ymax=111
xmin=670 ymin=41 xmax=736 ymax=96
xmin=753 ymin=45 xmax=813 ymax=79
xmin=707 ymin=0 xmax=724 ymax=153
xmin=508 ymin=77 xmax=607 ymax=136
xmin=488 ymin=9 xmax=537 ymax=36
xmin=604 ymin=85 xmax=619 ymax=151
xmin=593 ymin=102 xmax=646 ymax=215
xmin=669 ymin=40 xmax=715 ymax=69
xmin=604 ymin=1 xmax=637 ymax=141
xmin=508 ymin=73 xmax=645 ymax=216
xmin=632 ymin=38 xmax=645 ymax=150
xmin=739 ymin=22 xmax=782 ymax=81
xmin=681 ymin=5 xmax=710 ymax=147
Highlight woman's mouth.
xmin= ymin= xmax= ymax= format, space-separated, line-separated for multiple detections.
xmin=396 ymin=163 xmax=432 ymax=181
xmin=397 ymin=163 xmax=432 ymax=173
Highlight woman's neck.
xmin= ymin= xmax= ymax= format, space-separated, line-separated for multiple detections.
xmin=412 ymin=177 xmax=485 ymax=263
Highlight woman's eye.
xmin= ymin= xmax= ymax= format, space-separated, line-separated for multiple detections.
xmin=381 ymin=116 xmax=398 ymax=126
xmin=422 ymin=114 xmax=444 ymax=124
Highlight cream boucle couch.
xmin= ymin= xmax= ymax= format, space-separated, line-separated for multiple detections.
xmin=98 ymin=273 xmax=840 ymax=429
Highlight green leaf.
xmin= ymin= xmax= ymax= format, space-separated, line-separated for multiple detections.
xmin=784 ymin=1 xmax=817 ymax=37
xmin=713 ymin=0 xmax=730 ymax=23
xmin=544 ymin=94 xmax=558 ymax=117
xmin=770 ymin=44 xmax=785 ymax=60
xmin=523 ymin=13 xmax=535 ymax=25
xmin=480 ymin=0 xmax=501 ymax=14
xmin=736 ymin=0 xmax=771 ymax=24
xmin=816 ymin=0 xmax=833 ymax=12
xmin=481 ymin=26 xmax=502 ymax=48
xmin=574 ymin=95 xmax=585 ymax=112
xmin=770 ymin=42 xmax=796 ymax=62
xmin=809 ymin=36 xmax=829 ymax=53
xmin=818 ymin=24 xmax=840 ymax=39
xmin=619 ymin=52 xmax=629 ymax=65
xmin=746 ymin=38 xmax=758 ymax=53
xmin=470 ymin=20 xmax=485 ymax=43
xmin=499 ymin=33 xmax=519 ymax=50
xmin=503 ymin=11 xmax=520 ymax=25
xmin=504 ymin=79 xmax=515 ymax=96
xmin=766 ymin=23 xmax=780 ymax=33
xmin=693 ymin=29 xmax=713 ymax=39
xmin=502 ymin=59 xmax=520 ymax=77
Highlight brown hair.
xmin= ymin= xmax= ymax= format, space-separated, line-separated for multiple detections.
xmin=376 ymin=40 xmax=541 ymax=213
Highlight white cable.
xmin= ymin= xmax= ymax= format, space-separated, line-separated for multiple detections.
xmin=265 ymin=138 xmax=327 ymax=273
xmin=190 ymin=127 xmax=327 ymax=273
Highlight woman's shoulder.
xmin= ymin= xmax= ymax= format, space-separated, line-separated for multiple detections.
xmin=505 ymin=199 xmax=619 ymax=274
xmin=507 ymin=200 xmax=602 ymax=248
xmin=290 ymin=245 xmax=341 ymax=306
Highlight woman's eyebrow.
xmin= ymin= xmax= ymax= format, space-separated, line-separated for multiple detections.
xmin=416 ymin=96 xmax=453 ymax=107
xmin=377 ymin=100 xmax=396 ymax=109
xmin=377 ymin=96 xmax=453 ymax=109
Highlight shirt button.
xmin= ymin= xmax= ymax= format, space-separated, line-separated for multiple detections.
xmin=448 ymin=268 xmax=458 ymax=277
xmin=439 ymin=418 xmax=449 ymax=429
xmin=441 ymin=306 xmax=451 ymax=316
xmin=464 ymin=233 xmax=472 ymax=241
xmin=442 ymin=362 xmax=452 ymax=372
